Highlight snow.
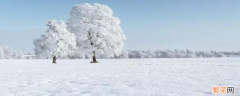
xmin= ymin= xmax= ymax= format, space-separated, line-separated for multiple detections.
xmin=0 ymin=58 xmax=239 ymax=96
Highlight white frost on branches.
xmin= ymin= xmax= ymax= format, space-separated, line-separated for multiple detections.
xmin=0 ymin=46 xmax=24 ymax=59
xmin=34 ymin=20 xmax=76 ymax=59
xmin=67 ymin=3 xmax=126 ymax=58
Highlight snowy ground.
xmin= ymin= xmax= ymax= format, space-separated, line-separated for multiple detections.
xmin=0 ymin=59 xmax=239 ymax=96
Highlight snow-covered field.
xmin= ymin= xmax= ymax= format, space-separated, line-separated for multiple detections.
xmin=0 ymin=59 xmax=239 ymax=96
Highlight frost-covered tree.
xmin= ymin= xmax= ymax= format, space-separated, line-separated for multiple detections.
xmin=185 ymin=49 xmax=195 ymax=58
xmin=0 ymin=48 xmax=4 ymax=59
xmin=155 ymin=50 xmax=162 ymax=58
xmin=67 ymin=3 xmax=126 ymax=63
xmin=34 ymin=20 xmax=76 ymax=63
xmin=0 ymin=46 xmax=24 ymax=59
xmin=113 ymin=50 xmax=128 ymax=59
xmin=120 ymin=50 xmax=129 ymax=59
xmin=210 ymin=51 xmax=223 ymax=58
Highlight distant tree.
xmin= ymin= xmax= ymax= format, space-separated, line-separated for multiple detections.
xmin=185 ymin=49 xmax=195 ymax=58
xmin=186 ymin=49 xmax=194 ymax=54
xmin=174 ymin=49 xmax=183 ymax=58
xmin=143 ymin=50 xmax=156 ymax=58
xmin=161 ymin=49 xmax=172 ymax=58
xmin=121 ymin=50 xmax=129 ymax=59
xmin=128 ymin=50 xmax=135 ymax=58
xmin=0 ymin=48 xmax=4 ymax=59
xmin=0 ymin=46 xmax=24 ymax=59
xmin=155 ymin=50 xmax=162 ymax=58
xmin=210 ymin=51 xmax=223 ymax=58
xmin=67 ymin=3 xmax=126 ymax=63
xmin=34 ymin=20 xmax=76 ymax=63
xmin=114 ymin=50 xmax=128 ymax=59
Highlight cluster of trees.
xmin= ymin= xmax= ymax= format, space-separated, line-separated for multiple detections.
xmin=0 ymin=46 xmax=24 ymax=59
xmin=122 ymin=49 xmax=240 ymax=58
xmin=57 ymin=49 xmax=240 ymax=59
xmin=1 ymin=46 xmax=240 ymax=59
xmin=34 ymin=3 xmax=126 ymax=63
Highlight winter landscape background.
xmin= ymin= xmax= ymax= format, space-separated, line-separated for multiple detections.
xmin=1 ymin=0 xmax=240 ymax=96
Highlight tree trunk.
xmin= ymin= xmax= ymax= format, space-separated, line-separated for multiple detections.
xmin=92 ymin=51 xmax=98 ymax=63
xmin=53 ymin=56 xmax=57 ymax=63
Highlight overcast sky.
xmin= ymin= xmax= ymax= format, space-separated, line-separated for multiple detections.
xmin=1 ymin=0 xmax=240 ymax=53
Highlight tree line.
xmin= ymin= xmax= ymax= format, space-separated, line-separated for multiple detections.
xmin=1 ymin=46 xmax=240 ymax=59
xmin=0 ymin=46 xmax=24 ymax=59
xmin=67 ymin=49 xmax=240 ymax=59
